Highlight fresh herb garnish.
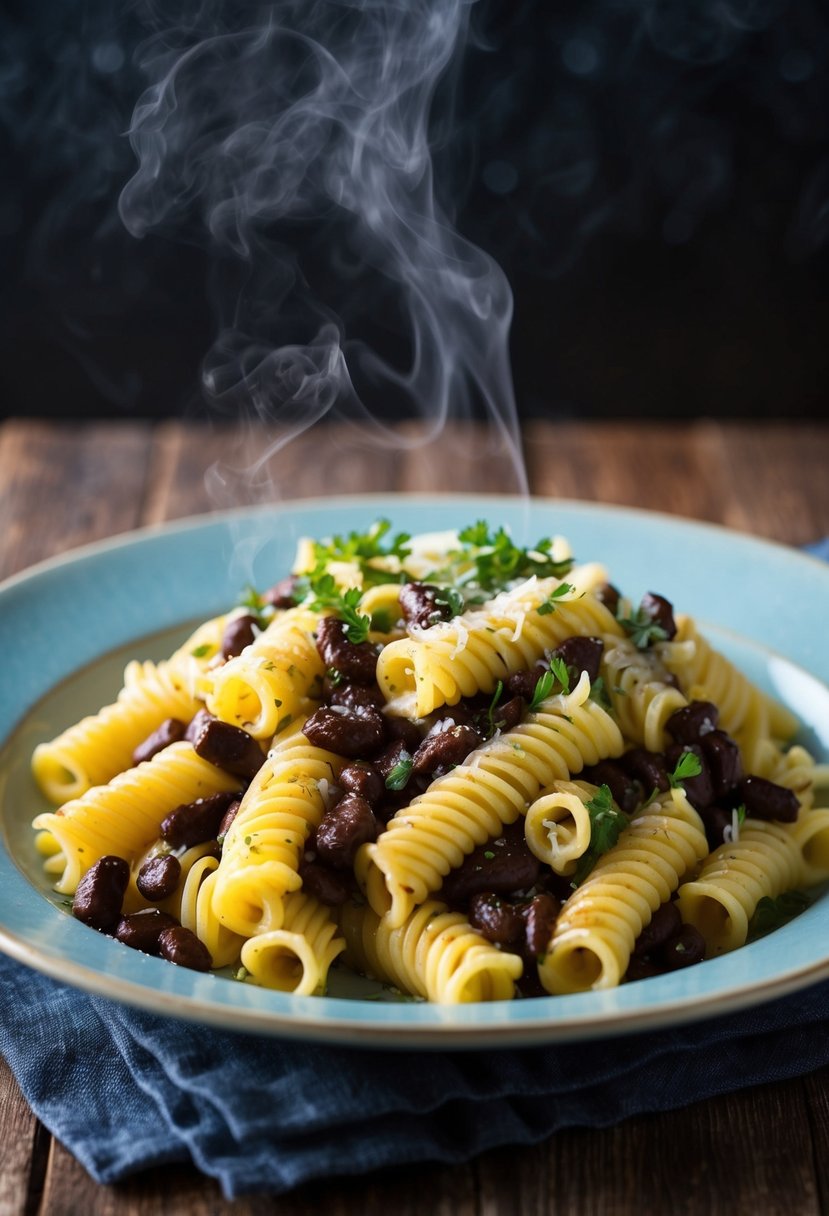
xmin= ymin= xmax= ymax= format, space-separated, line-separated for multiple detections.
xmin=548 ymin=655 xmax=571 ymax=695
xmin=669 ymin=750 xmax=703 ymax=788
xmin=385 ymin=755 xmax=414 ymax=790
xmin=528 ymin=669 xmax=555 ymax=713
xmin=297 ymin=574 xmax=372 ymax=644
xmin=571 ymin=784 xmax=627 ymax=886
xmin=618 ymin=605 xmax=669 ymax=650
xmin=305 ymin=519 xmax=412 ymax=589
xmin=537 ymin=583 xmax=575 ymax=616
xmin=237 ymin=584 xmax=273 ymax=628
xmin=427 ymin=522 xmax=574 ymax=593
xmin=190 ymin=643 xmax=213 ymax=659
xmin=484 ymin=680 xmax=504 ymax=735
xmin=750 ymin=891 xmax=810 ymax=936
xmin=588 ymin=675 xmax=611 ymax=712
xmin=431 ymin=587 xmax=466 ymax=621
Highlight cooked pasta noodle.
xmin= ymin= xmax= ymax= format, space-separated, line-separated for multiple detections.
xmin=33 ymin=742 xmax=241 ymax=895
xmin=240 ymin=891 xmax=345 ymax=994
xmin=338 ymin=898 xmax=522 ymax=1003
xmin=600 ymin=636 xmax=689 ymax=752
xmin=676 ymin=819 xmax=805 ymax=954
xmin=375 ymin=565 xmax=622 ymax=717
xmin=539 ymin=789 xmax=709 ymax=992
xmin=524 ymin=779 xmax=596 ymax=873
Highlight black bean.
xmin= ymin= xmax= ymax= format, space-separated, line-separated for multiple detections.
xmin=701 ymin=730 xmax=743 ymax=799
xmin=699 ymin=804 xmax=736 ymax=851
xmin=325 ymin=680 xmax=386 ymax=713
xmin=595 ymin=582 xmax=621 ymax=615
xmin=640 ymin=592 xmax=677 ymax=641
xmin=632 ymin=900 xmax=682 ymax=956
xmin=468 ymin=893 xmax=525 ymax=945
xmin=521 ymin=893 xmax=561 ymax=958
xmin=399 ymin=582 xmax=451 ymax=629
xmin=316 ymin=616 xmax=378 ymax=685
xmin=184 ymin=708 xmax=215 ymax=743
xmin=132 ymin=718 xmax=187 ymax=766
xmin=158 ymin=926 xmax=213 ymax=972
xmin=620 ymin=747 xmax=670 ymax=795
xmin=263 ymin=576 xmax=300 ymax=608
xmin=116 ymin=909 xmax=180 ymax=955
xmin=299 ymin=860 xmax=353 ymax=906
xmin=552 ymin=635 xmax=604 ymax=684
xmin=440 ymin=824 xmax=541 ymax=905
xmin=161 ymin=791 xmax=240 ymax=849
xmin=72 ymin=856 xmax=130 ymax=931
xmin=221 ymin=612 xmax=258 ymax=659
xmin=339 ymin=761 xmax=385 ymax=806
xmin=373 ymin=739 xmax=413 ymax=782
xmin=738 ymin=775 xmax=800 ymax=823
xmin=315 ymin=794 xmax=379 ymax=869
xmin=191 ymin=716 xmax=265 ymax=779
xmin=302 ymin=705 xmax=386 ymax=758
xmin=505 ymin=668 xmax=543 ymax=703
xmin=655 ymin=924 xmax=706 ymax=970
xmin=136 ymin=854 xmax=182 ymax=901
xmin=625 ymin=955 xmax=660 ymax=982
xmin=383 ymin=714 xmax=424 ymax=751
xmin=493 ymin=696 xmax=525 ymax=733
xmin=217 ymin=798 xmax=242 ymax=843
xmin=666 ymin=701 xmax=720 ymax=746
xmin=411 ymin=723 xmax=480 ymax=776
xmin=666 ymin=743 xmax=714 ymax=810
xmin=582 ymin=760 xmax=641 ymax=814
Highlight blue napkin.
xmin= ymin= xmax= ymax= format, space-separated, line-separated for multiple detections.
xmin=2 ymin=952 xmax=829 ymax=1198
xmin=3 ymin=535 xmax=829 ymax=1199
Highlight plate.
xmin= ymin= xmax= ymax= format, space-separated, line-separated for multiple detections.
xmin=1 ymin=494 xmax=829 ymax=1048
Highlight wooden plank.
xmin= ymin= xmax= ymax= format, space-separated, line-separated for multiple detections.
xmin=397 ymin=421 xmax=528 ymax=495
xmin=524 ymin=421 xmax=726 ymax=521
xmin=141 ymin=422 xmax=401 ymax=524
xmin=0 ymin=419 xmax=153 ymax=581
xmin=0 ymin=1059 xmax=43 ymax=1216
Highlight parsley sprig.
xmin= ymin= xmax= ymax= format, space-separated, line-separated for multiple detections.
xmin=296 ymin=573 xmax=372 ymax=644
xmin=427 ymin=522 xmax=574 ymax=593
xmin=385 ymin=754 xmax=414 ymax=791
xmin=669 ymin=750 xmax=703 ymax=788
xmin=571 ymin=784 xmax=627 ymax=886
xmin=306 ymin=519 xmax=411 ymax=589
xmin=618 ymin=605 xmax=669 ymax=650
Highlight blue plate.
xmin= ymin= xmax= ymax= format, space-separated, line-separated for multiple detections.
xmin=1 ymin=495 xmax=828 ymax=1047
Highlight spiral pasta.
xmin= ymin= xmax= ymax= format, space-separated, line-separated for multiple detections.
xmin=375 ymin=565 xmax=622 ymax=717
xmin=338 ymin=898 xmax=522 ymax=1003
xmin=210 ymin=730 xmax=344 ymax=937
xmin=539 ymin=788 xmax=709 ymax=993
xmin=206 ymin=606 xmax=324 ymax=739
xmin=364 ymin=672 xmax=624 ymax=927
xmin=240 ymin=891 xmax=346 ymax=994
xmin=33 ymin=741 xmax=241 ymax=895
xmin=524 ymin=779 xmax=596 ymax=874
xmin=676 ymin=819 xmax=805 ymax=954
xmin=600 ymin=635 xmax=689 ymax=752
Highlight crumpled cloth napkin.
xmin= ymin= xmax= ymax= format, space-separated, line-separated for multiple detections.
xmin=2 ymin=954 xmax=829 ymax=1198
xmin=3 ymin=536 xmax=829 ymax=1199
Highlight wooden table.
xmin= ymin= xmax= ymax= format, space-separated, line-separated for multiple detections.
xmin=1 ymin=416 xmax=828 ymax=1215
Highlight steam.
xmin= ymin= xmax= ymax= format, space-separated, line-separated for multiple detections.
xmin=119 ymin=1 xmax=527 ymax=497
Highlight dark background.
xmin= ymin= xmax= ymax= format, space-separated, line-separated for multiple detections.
xmin=1 ymin=0 xmax=827 ymax=423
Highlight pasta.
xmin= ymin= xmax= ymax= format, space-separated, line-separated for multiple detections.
xmin=29 ymin=517 xmax=827 ymax=1004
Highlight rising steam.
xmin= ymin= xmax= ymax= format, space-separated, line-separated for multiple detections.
xmin=119 ymin=1 xmax=527 ymax=495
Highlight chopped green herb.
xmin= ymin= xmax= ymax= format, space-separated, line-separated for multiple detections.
xmin=244 ymin=835 xmax=252 ymax=846
xmin=326 ymin=667 xmax=344 ymax=688
xmin=385 ymin=755 xmax=414 ymax=791
xmin=237 ymin=584 xmax=274 ymax=627
xmin=528 ymin=669 xmax=555 ymax=713
xmin=232 ymin=966 xmax=249 ymax=982
xmin=618 ymin=604 xmax=669 ymax=650
xmin=432 ymin=587 xmax=466 ymax=620
xmin=296 ymin=574 xmax=373 ymax=644
xmin=548 ymin=655 xmax=571 ymax=695
xmin=736 ymin=803 xmax=747 ymax=826
xmin=485 ymin=680 xmax=504 ymax=736
xmin=484 ymin=850 xmax=495 ymax=860
xmin=537 ymin=583 xmax=575 ymax=616
xmin=190 ymin=643 xmax=213 ymax=658
xmin=304 ymin=520 xmax=412 ymax=589
xmin=427 ymin=522 xmax=574 ymax=593
xmin=571 ymin=784 xmax=627 ymax=886
xmin=369 ymin=609 xmax=393 ymax=634
xmin=588 ymin=676 xmax=612 ymax=712
xmin=669 ymin=750 xmax=703 ymax=788
xmin=750 ymin=891 xmax=810 ymax=937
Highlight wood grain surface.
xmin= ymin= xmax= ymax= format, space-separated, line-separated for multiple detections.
xmin=1 ymin=416 xmax=828 ymax=1216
